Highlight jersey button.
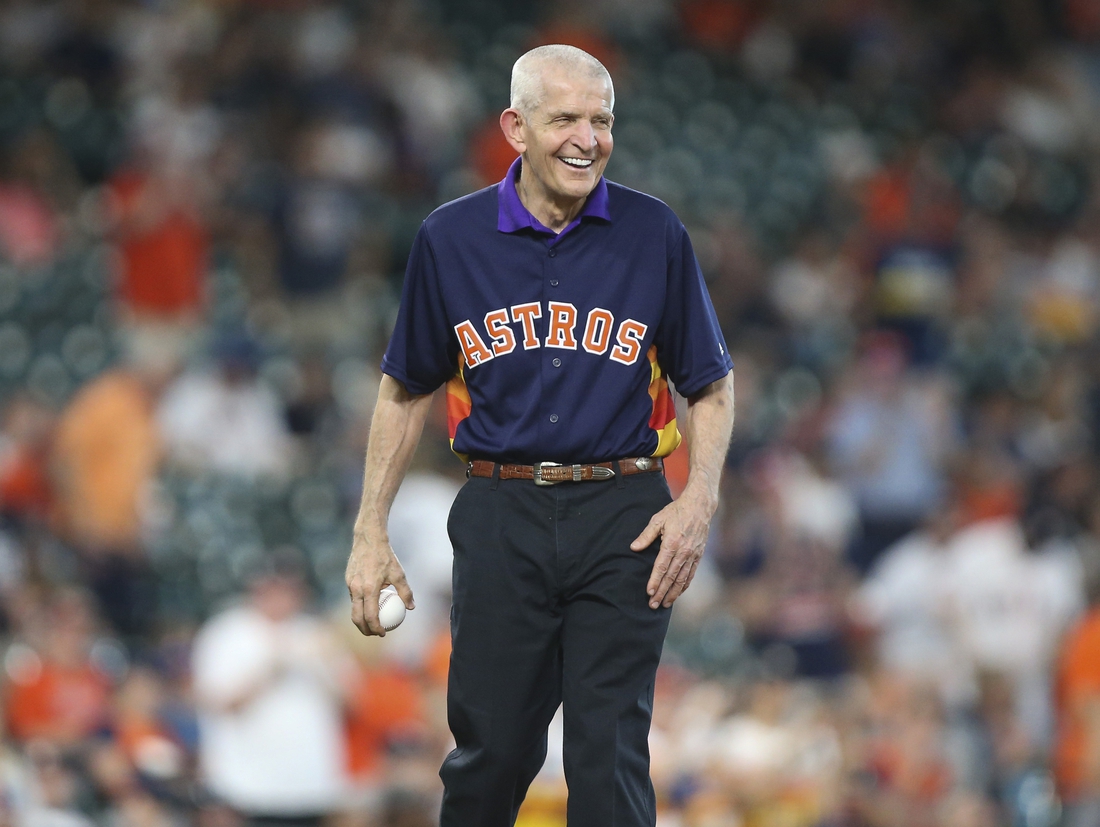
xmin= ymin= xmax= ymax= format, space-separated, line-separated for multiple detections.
xmin=549 ymin=414 xmax=559 ymax=423
xmin=548 ymin=248 xmax=557 ymax=258
xmin=552 ymin=357 xmax=561 ymax=367
xmin=550 ymin=279 xmax=559 ymax=287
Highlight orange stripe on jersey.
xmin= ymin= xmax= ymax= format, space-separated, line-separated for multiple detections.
xmin=646 ymin=346 xmax=681 ymax=457
xmin=446 ymin=359 xmax=472 ymax=459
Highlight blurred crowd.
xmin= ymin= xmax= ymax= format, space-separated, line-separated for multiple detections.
xmin=2 ymin=0 xmax=1100 ymax=825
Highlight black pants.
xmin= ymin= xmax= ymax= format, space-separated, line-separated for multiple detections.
xmin=441 ymin=470 xmax=674 ymax=827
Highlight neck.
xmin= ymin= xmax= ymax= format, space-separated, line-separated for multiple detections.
xmin=516 ymin=162 xmax=586 ymax=233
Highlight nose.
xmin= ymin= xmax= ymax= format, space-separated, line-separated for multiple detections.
xmin=571 ymin=119 xmax=597 ymax=151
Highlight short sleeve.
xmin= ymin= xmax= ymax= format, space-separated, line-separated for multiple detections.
xmin=654 ymin=224 xmax=733 ymax=398
xmin=381 ymin=225 xmax=459 ymax=395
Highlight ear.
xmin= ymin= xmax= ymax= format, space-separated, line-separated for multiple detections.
xmin=500 ymin=108 xmax=527 ymax=155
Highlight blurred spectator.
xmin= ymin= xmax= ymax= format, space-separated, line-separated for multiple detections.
xmin=265 ymin=124 xmax=380 ymax=352
xmin=283 ymin=352 xmax=338 ymax=442
xmin=190 ymin=550 xmax=351 ymax=824
xmin=270 ymin=125 xmax=368 ymax=301
xmin=467 ymin=115 xmax=518 ymax=187
xmin=378 ymin=36 xmax=479 ymax=178
xmin=0 ymin=129 xmax=78 ymax=266
xmin=112 ymin=667 xmax=186 ymax=792
xmin=51 ymin=362 xmax=165 ymax=554
xmin=1029 ymin=232 xmax=1100 ymax=344
xmin=50 ymin=353 xmax=169 ymax=637
xmin=708 ymin=678 xmax=842 ymax=823
xmin=768 ymin=231 xmax=860 ymax=365
xmin=855 ymin=505 xmax=971 ymax=708
xmin=157 ymin=334 xmax=292 ymax=480
xmin=943 ymin=516 xmax=1082 ymax=750
xmin=101 ymin=790 xmax=180 ymax=827
xmin=762 ymin=443 xmax=859 ymax=553
xmin=1018 ymin=359 xmax=1093 ymax=470
xmin=107 ymin=144 xmax=208 ymax=348
xmin=744 ymin=533 xmax=855 ymax=680
xmin=0 ymin=394 xmax=55 ymax=526
xmin=342 ymin=641 xmax=429 ymax=799
xmin=1055 ymin=547 xmax=1100 ymax=827
xmin=680 ymin=0 xmax=762 ymax=54
xmin=534 ymin=11 xmax=622 ymax=76
xmin=827 ymin=333 xmax=957 ymax=572
xmin=4 ymin=589 xmax=112 ymax=747
xmin=21 ymin=740 xmax=96 ymax=827
xmin=850 ymin=673 xmax=955 ymax=824
xmin=0 ymin=170 xmax=60 ymax=268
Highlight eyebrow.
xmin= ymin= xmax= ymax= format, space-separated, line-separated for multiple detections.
xmin=544 ymin=108 xmax=612 ymax=121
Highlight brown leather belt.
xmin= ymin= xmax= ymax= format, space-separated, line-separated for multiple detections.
xmin=467 ymin=457 xmax=664 ymax=486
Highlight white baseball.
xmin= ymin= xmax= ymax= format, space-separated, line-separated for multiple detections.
xmin=378 ymin=585 xmax=406 ymax=631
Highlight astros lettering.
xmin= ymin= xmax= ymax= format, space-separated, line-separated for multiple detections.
xmin=453 ymin=301 xmax=649 ymax=369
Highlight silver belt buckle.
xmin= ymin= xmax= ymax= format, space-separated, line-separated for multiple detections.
xmin=533 ymin=461 xmax=561 ymax=486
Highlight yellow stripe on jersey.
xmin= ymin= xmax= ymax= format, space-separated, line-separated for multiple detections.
xmin=647 ymin=347 xmax=681 ymax=457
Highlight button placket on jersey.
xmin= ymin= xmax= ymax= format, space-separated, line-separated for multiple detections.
xmin=544 ymin=239 xmax=564 ymax=429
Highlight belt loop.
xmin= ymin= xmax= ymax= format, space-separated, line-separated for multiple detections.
xmin=614 ymin=459 xmax=626 ymax=489
xmin=489 ymin=462 xmax=501 ymax=491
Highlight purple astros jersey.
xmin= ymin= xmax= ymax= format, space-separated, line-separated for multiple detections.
xmin=381 ymin=158 xmax=733 ymax=464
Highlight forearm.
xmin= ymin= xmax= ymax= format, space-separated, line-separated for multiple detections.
xmin=680 ymin=371 xmax=735 ymax=510
xmin=353 ymin=374 xmax=433 ymax=541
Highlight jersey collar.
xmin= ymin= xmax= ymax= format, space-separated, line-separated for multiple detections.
xmin=497 ymin=157 xmax=611 ymax=242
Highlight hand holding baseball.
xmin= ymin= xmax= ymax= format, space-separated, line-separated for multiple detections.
xmin=345 ymin=533 xmax=414 ymax=637
xmin=377 ymin=585 xmax=407 ymax=631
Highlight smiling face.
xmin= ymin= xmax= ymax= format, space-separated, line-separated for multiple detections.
xmin=501 ymin=64 xmax=614 ymax=227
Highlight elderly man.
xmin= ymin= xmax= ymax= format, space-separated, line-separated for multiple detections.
xmin=346 ymin=45 xmax=735 ymax=826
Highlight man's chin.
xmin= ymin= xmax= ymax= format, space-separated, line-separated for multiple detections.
xmin=555 ymin=176 xmax=599 ymax=200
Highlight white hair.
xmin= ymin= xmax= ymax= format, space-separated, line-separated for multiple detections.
xmin=509 ymin=44 xmax=614 ymax=117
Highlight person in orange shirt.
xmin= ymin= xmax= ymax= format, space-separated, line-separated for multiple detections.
xmin=1054 ymin=555 xmax=1100 ymax=827
xmin=5 ymin=589 xmax=112 ymax=747
xmin=51 ymin=369 xmax=162 ymax=554
xmin=50 ymin=357 xmax=170 ymax=637
xmin=344 ymin=657 xmax=428 ymax=784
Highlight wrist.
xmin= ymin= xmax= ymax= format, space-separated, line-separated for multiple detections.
xmin=680 ymin=480 xmax=720 ymax=514
xmin=353 ymin=523 xmax=388 ymax=545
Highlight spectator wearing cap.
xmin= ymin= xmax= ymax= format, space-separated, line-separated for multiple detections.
xmin=157 ymin=334 xmax=293 ymax=480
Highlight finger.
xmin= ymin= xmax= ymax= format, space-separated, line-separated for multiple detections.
xmin=662 ymin=556 xmax=700 ymax=608
xmin=652 ymin=549 xmax=691 ymax=607
xmin=349 ymin=576 xmax=386 ymax=637
xmin=631 ymin=516 xmax=663 ymax=552
xmin=646 ymin=543 xmax=675 ymax=604
xmin=684 ymin=557 xmax=701 ymax=590
xmin=363 ymin=590 xmax=385 ymax=637
xmin=393 ymin=575 xmax=416 ymax=611
xmin=350 ymin=593 xmax=368 ymax=635
xmin=649 ymin=544 xmax=690 ymax=608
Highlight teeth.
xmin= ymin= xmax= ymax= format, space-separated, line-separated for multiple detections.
xmin=561 ymin=157 xmax=593 ymax=167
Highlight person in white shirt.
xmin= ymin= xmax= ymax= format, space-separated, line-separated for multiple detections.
xmin=191 ymin=550 xmax=352 ymax=825
xmin=943 ymin=516 xmax=1083 ymax=749
xmin=855 ymin=505 xmax=972 ymax=708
